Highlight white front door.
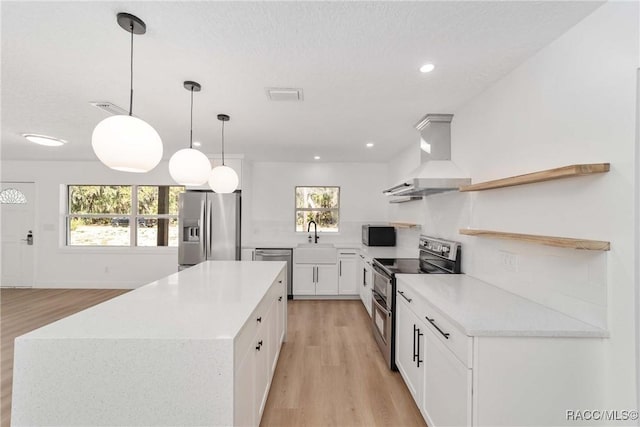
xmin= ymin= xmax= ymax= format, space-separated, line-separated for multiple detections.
xmin=1 ymin=182 xmax=35 ymax=287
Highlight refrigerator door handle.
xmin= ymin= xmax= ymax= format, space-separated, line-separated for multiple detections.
xmin=200 ymin=199 xmax=206 ymax=260
xmin=206 ymin=199 xmax=213 ymax=259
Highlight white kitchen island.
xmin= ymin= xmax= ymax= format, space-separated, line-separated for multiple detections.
xmin=11 ymin=261 xmax=287 ymax=427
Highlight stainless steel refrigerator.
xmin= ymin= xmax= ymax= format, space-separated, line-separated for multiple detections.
xmin=178 ymin=191 xmax=241 ymax=269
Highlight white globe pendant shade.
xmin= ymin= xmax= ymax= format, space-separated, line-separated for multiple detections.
xmin=92 ymin=115 xmax=163 ymax=173
xmin=209 ymin=165 xmax=239 ymax=193
xmin=169 ymin=148 xmax=211 ymax=185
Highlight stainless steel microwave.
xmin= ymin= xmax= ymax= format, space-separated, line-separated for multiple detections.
xmin=362 ymin=225 xmax=396 ymax=247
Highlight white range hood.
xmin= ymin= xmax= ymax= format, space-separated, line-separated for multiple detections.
xmin=383 ymin=114 xmax=470 ymax=198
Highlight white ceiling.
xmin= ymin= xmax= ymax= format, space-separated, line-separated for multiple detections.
xmin=1 ymin=1 xmax=603 ymax=163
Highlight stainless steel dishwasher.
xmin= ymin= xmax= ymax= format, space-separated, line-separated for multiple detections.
xmin=254 ymin=248 xmax=293 ymax=299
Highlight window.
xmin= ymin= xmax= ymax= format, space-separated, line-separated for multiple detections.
xmin=295 ymin=186 xmax=340 ymax=233
xmin=67 ymin=185 xmax=184 ymax=247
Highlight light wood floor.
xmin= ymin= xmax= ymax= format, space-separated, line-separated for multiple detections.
xmin=261 ymin=300 xmax=426 ymax=427
xmin=1 ymin=291 xmax=425 ymax=427
xmin=1 ymin=288 xmax=130 ymax=427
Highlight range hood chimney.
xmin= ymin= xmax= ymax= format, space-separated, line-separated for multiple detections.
xmin=383 ymin=114 xmax=470 ymax=198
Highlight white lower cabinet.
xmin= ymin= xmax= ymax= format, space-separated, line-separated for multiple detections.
xmin=293 ymin=265 xmax=316 ymax=295
xmin=316 ymin=264 xmax=338 ymax=295
xmin=338 ymin=250 xmax=358 ymax=294
xmin=234 ymin=272 xmax=286 ymax=426
xmin=395 ymin=297 xmax=425 ymax=403
xmin=359 ymin=255 xmax=373 ymax=316
xmin=422 ymin=326 xmax=472 ymax=427
xmin=293 ymin=264 xmax=338 ymax=295
xmin=396 ymin=279 xmax=604 ymax=427
xmin=397 ymin=283 xmax=472 ymax=427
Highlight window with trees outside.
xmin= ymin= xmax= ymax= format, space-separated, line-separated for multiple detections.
xmin=67 ymin=185 xmax=184 ymax=247
xmin=295 ymin=186 xmax=340 ymax=233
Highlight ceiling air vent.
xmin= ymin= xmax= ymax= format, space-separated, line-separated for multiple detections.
xmin=89 ymin=101 xmax=129 ymax=115
xmin=265 ymin=88 xmax=304 ymax=101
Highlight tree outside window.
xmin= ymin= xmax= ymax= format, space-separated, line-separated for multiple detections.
xmin=67 ymin=185 xmax=183 ymax=246
xmin=295 ymin=186 xmax=340 ymax=232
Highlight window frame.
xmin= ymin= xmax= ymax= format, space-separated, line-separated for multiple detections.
xmin=294 ymin=186 xmax=341 ymax=233
xmin=65 ymin=184 xmax=183 ymax=248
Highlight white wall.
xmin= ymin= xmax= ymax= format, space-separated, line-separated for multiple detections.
xmin=1 ymin=159 xmax=389 ymax=287
xmin=389 ymin=1 xmax=638 ymax=412
xmin=245 ymin=161 xmax=389 ymax=247
xmin=1 ymin=160 xmax=182 ymax=288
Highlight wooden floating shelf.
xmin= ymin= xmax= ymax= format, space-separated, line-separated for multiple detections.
xmin=389 ymin=222 xmax=421 ymax=229
xmin=459 ymin=229 xmax=610 ymax=251
xmin=459 ymin=163 xmax=610 ymax=192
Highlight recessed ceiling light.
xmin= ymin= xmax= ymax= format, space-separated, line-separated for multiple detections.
xmin=419 ymin=63 xmax=435 ymax=73
xmin=314 ymin=156 xmax=320 ymax=160
xmin=366 ymin=142 xmax=374 ymax=148
xmin=22 ymin=134 xmax=67 ymax=147
xmin=192 ymin=141 xmax=202 ymax=147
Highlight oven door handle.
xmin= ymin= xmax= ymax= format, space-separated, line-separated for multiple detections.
xmin=372 ymin=293 xmax=391 ymax=317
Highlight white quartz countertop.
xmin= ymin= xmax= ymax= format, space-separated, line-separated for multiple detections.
xmin=246 ymin=242 xmax=419 ymax=258
xmin=20 ymin=261 xmax=286 ymax=341
xmin=397 ymin=274 xmax=608 ymax=338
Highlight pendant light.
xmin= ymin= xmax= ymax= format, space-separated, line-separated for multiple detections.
xmin=209 ymin=114 xmax=239 ymax=193
xmin=91 ymin=13 xmax=163 ymax=173
xmin=168 ymin=81 xmax=211 ymax=185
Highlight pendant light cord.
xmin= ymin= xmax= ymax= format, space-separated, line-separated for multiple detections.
xmin=189 ymin=87 xmax=194 ymax=149
xmin=221 ymin=120 xmax=226 ymax=165
xmin=129 ymin=24 xmax=134 ymax=116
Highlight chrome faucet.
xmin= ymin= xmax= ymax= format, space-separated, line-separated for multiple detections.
xmin=307 ymin=220 xmax=319 ymax=244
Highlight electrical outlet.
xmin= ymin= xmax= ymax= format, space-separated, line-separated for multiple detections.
xmin=499 ymin=251 xmax=519 ymax=272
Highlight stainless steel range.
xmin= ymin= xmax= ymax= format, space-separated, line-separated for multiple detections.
xmin=371 ymin=235 xmax=462 ymax=370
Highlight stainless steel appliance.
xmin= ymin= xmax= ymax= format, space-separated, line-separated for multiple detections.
xmin=383 ymin=114 xmax=471 ymax=198
xmin=178 ymin=191 xmax=241 ymax=268
xmin=255 ymin=248 xmax=293 ymax=299
xmin=362 ymin=225 xmax=396 ymax=247
xmin=371 ymin=235 xmax=461 ymax=370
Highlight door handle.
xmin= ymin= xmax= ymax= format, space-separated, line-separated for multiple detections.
xmin=412 ymin=324 xmax=417 ymax=362
xmin=416 ymin=329 xmax=424 ymax=367
xmin=206 ymin=199 xmax=213 ymax=259
xmin=22 ymin=230 xmax=34 ymax=245
xmin=398 ymin=290 xmax=412 ymax=303
xmin=426 ymin=316 xmax=450 ymax=339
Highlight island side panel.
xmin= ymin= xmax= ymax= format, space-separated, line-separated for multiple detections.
xmin=11 ymin=337 xmax=234 ymax=426
xmin=473 ymin=336 xmax=606 ymax=426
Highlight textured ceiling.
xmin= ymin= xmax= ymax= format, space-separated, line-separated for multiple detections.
xmin=1 ymin=1 xmax=603 ymax=163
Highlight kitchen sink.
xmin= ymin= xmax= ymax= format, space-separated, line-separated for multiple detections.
xmin=295 ymin=244 xmax=337 ymax=264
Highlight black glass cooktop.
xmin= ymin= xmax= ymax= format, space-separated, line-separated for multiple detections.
xmin=374 ymin=258 xmax=422 ymax=275
xmin=374 ymin=258 xmax=449 ymax=275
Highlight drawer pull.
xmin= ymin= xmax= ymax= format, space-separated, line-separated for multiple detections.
xmin=426 ymin=316 xmax=450 ymax=339
xmin=398 ymin=290 xmax=412 ymax=303
xmin=257 ymin=316 xmax=262 ymax=323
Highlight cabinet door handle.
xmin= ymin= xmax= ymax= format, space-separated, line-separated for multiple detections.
xmin=426 ymin=316 xmax=450 ymax=339
xmin=412 ymin=324 xmax=418 ymax=362
xmin=398 ymin=290 xmax=412 ymax=303
xmin=416 ymin=329 xmax=423 ymax=367
xmin=256 ymin=340 xmax=263 ymax=351
xmin=317 ymin=266 xmax=319 ymax=282
xmin=278 ymin=296 xmax=283 ymax=302
xmin=257 ymin=316 xmax=262 ymax=323
xmin=278 ymin=280 xmax=283 ymax=283
xmin=339 ymin=260 xmax=342 ymax=276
